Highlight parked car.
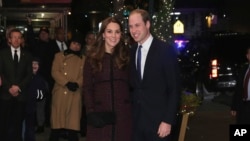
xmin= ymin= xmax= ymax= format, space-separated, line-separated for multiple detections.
xmin=178 ymin=32 xmax=250 ymax=99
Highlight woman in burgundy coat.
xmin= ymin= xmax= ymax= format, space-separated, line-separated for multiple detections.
xmin=83 ymin=17 xmax=132 ymax=141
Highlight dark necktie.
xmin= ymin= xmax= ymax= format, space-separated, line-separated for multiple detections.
xmin=13 ymin=50 xmax=18 ymax=76
xmin=61 ymin=42 xmax=64 ymax=51
xmin=243 ymin=68 xmax=250 ymax=99
xmin=14 ymin=50 xmax=18 ymax=64
xmin=137 ymin=45 xmax=142 ymax=80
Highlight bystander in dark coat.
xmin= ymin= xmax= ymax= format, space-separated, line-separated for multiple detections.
xmin=24 ymin=57 xmax=48 ymax=141
xmin=26 ymin=21 xmax=55 ymax=127
xmin=231 ymin=46 xmax=250 ymax=124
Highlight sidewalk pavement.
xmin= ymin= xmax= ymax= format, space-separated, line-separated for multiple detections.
xmin=36 ymin=95 xmax=234 ymax=141
xmin=184 ymin=98 xmax=235 ymax=141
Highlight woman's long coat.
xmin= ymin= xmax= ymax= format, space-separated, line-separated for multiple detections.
xmin=83 ymin=53 xmax=132 ymax=141
xmin=51 ymin=52 xmax=85 ymax=131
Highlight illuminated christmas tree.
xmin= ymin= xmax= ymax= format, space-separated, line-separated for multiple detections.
xmin=151 ymin=0 xmax=174 ymax=44
xmin=112 ymin=0 xmax=174 ymax=44
xmin=112 ymin=0 xmax=125 ymax=20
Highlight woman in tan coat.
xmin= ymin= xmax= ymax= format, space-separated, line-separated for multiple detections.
xmin=49 ymin=34 xmax=85 ymax=141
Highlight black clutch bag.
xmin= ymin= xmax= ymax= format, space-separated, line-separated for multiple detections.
xmin=87 ymin=112 xmax=116 ymax=128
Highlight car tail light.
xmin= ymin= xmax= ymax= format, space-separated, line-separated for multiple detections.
xmin=210 ymin=59 xmax=218 ymax=78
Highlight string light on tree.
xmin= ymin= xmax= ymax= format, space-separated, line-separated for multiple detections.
xmin=152 ymin=0 xmax=174 ymax=44
xmin=113 ymin=0 xmax=125 ymax=21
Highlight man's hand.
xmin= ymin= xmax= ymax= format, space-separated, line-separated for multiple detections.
xmin=157 ymin=122 xmax=171 ymax=138
xmin=9 ymin=85 xmax=20 ymax=97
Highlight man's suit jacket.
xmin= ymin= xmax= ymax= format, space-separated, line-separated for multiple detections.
xmin=231 ymin=64 xmax=250 ymax=108
xmin=231 ymin=63 xmax=250 ymax=124
xmin=0 ymin=47 xmax=33 ymax=101
xmin=50 ymin=40 xmax=69 ymax=56
xmin=50 ymin=40 xmax=61 ymax=55
xmin=130 ymin=38 xmax=181 ymax=131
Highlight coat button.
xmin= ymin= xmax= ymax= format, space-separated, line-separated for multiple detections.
xmin=64 ymin=63 xmax=67 ymax=66
xmin=64 ymin=91 xmax=67 ymax=95
xmin=64 ymin=72 xmax=67 ymax=75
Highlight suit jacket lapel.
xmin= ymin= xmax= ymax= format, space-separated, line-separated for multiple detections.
xmin=19 ymin=49 xmax=25 ymax=65
xmin=143 ymin=39 xmax=157 ymax=83
xmin=6 ymin=47 xmax=14 ymax=64
xmin=4 ymin=48 xmax=17 ymax=75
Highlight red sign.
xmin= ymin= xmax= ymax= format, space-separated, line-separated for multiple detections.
xmin=21 ymin=0 xmax=71 ymax=3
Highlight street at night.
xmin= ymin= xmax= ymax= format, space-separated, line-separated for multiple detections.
xmin=1 ymin=0 xmax=250 ymax=141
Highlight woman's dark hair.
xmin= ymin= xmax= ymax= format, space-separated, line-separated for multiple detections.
xmin=87 ymin=17 xmax=130 ymax=73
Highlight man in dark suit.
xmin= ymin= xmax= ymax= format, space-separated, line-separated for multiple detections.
xmin=50 ymin=27 xmax=68 ymax=54
xmin=231 ymin=46 xmax=250 ymax=124
xmin=128 ymin=9 xmax=181 ymax=141
xmin=0 ymin=28 xmax=33 ymax=141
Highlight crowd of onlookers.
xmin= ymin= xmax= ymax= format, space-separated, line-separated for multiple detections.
xmin=0 ymin=9 xmax=185 ymax=141
xmin=0 ymin=19 xmax=96 ymax=141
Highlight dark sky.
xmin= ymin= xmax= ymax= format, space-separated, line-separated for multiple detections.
xmin=175 ymin=0 xmax=250 ymax=32
xmin=221 ymin=1 xmax=250 ymax=32
xmin=174 ymin=0 xmax=225 ymax=8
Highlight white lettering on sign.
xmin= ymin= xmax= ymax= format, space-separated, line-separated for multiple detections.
xmin=234 ymin=129 xmax=247 ymax=136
